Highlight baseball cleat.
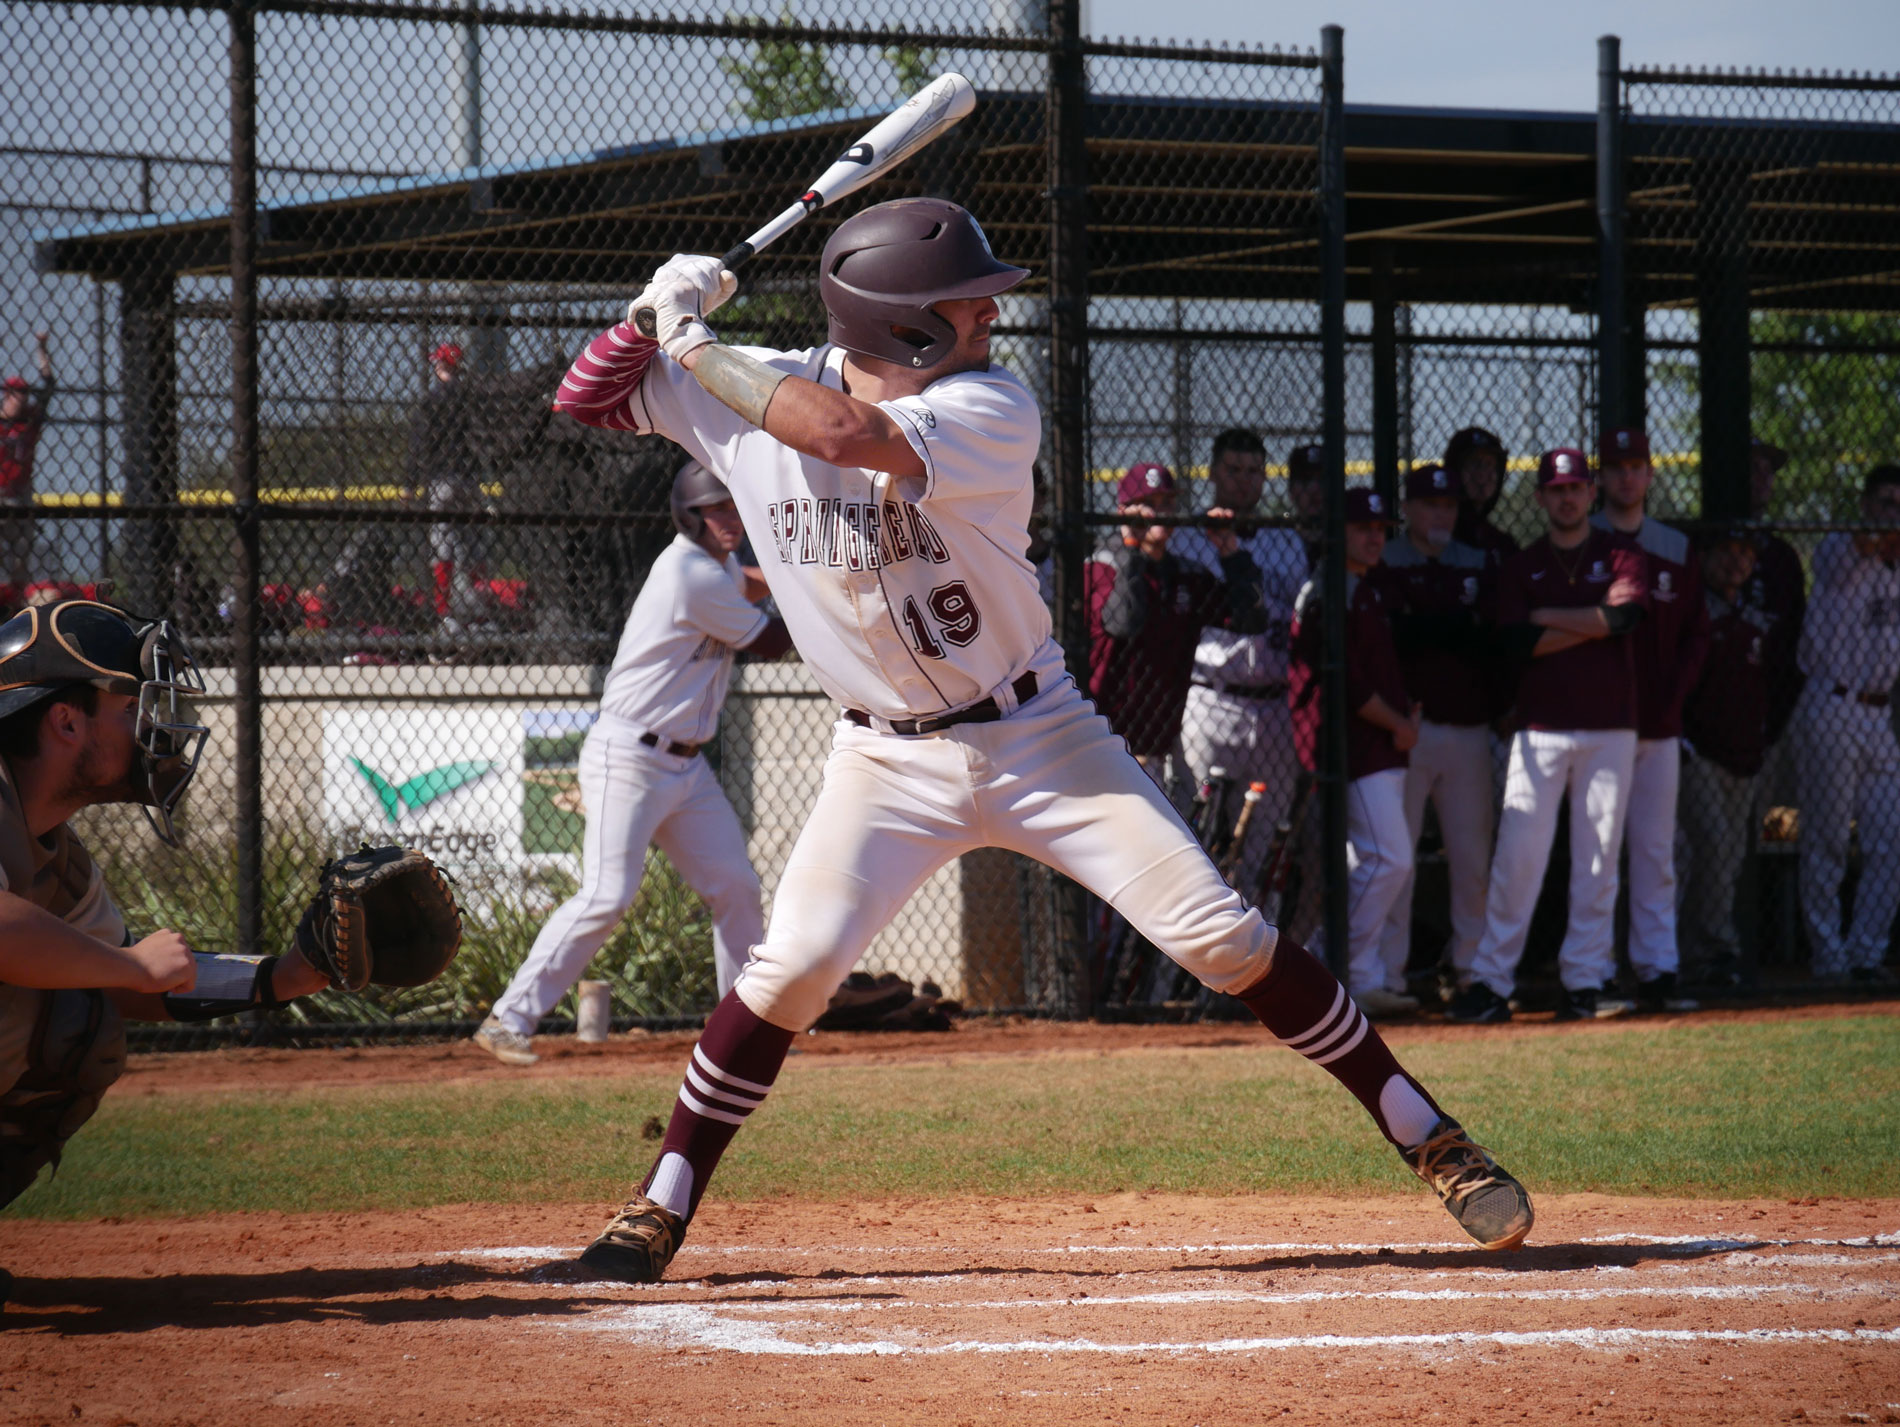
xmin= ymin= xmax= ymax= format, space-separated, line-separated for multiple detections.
xmin=1556 ymin=986 xmax=1633 ymax=1021
xmin=472 ymin=1017 xmax=538 ymax=1067
xmin=1402 ymin=1117 xmax=1534 ymax=1251
xmin=1636 ymin=973 xmax=1699 ymax=1014
xmin=1354 ymin=987 xmax=1420 ymax=1019
xmin=578 ymin=1194 xmax=686 ymax=1283
xmin=1444 ymin=982 xmax=1511 ymax=1024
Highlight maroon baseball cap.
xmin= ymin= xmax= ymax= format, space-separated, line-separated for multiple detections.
xmin=430 ymin=342 xmax=464 ymax=367
xmin=2 ymin=376 xmax=27 ymax=392
xmin=1403 ymin=463 xmax=1460 ymax=501
xmin=1287 ymin=443 xmax=1324 ymax=481
xmin=1599 ymin=427 xmax=1651 ymax=466
xmin=1344 ymin=487 xmax=1394 ymax=524
xmin=1536 ymin=448 xmax=1593 ymax=488
xmin=1116 ymin=462 xmax=1175 ymax=505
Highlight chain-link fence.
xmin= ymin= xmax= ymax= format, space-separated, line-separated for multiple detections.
xmin=7 ymin=7 xmax=1899 ymax=1047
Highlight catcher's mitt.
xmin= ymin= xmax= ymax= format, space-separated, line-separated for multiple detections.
xmin=294 ymin=845 xmax=463 ymax=992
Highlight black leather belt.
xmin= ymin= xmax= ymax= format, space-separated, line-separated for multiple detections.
xmin=639 ymin=732 xmax=703 ymax=757
xmin=847 ymin=671 xmax=1039 ymax=735
xmin=1193 ymin=678 xmax=1289 ymax=700
xmin=1833 ymin=683 xmax=1891 ymax=709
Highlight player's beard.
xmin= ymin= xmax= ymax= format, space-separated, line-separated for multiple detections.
xmin=62 ymin=738 xmax=140 ymax=807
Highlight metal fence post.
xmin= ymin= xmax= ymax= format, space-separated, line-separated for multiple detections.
xmin=1596 ymin=34 xmax=1628 ymax=436
xmin=1047 ymin=0 xmax=1092 ymax=1014
xmin=1371 ymin=243 xmax=1399 ymax=509
xmin=230 ymin=0 xmax=264 ymax=958
xmin=1318 ymin=23 xmax=1350 ymax=981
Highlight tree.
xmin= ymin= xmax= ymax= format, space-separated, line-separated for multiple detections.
xmin=722 ymin=6 xmax=853 ymax=123
xmin=1751 ymin=312 xmax=1900 ymax=518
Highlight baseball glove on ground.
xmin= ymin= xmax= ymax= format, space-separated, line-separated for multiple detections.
xmin=294 ymin=845 xmax=463 ymax=992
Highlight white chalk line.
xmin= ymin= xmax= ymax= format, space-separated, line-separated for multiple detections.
xmin=678 ymin=1281 xmax=1896 ymax=1314
xmin=563 ymin=1307 xmax=1900 ymax=1358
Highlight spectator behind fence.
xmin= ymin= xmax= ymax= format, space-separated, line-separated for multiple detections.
xmin=0 ymin=333 xmax=55 ymax=590
xmin=1744 ymin=438 xmax=1810 ymax=795
xmin=1449 ymin=448 xmax=1648 ymax=1025
xmin=409 ymin=341 xmax=484 ymax=633
xmin=1445 ymin=426 xmax=1520 ymax=562
xmin=1289 ymin=487 xmax=1420 ymax=1017
xmin=1172 ymin=429 xmax=1309 ymax=888
xmin=1592 ymin=428 xmax=1709 ymax=1015
xmin=1793 ymin=464 xmax=1900 ymax=988
xmin=1371 ymin=463 xmax=1498 ymax=1000
xmin=1086 ymin=462 xmax=1263 ymax=797
xmin=1677 ymin=527 xmax=1771 ymax=992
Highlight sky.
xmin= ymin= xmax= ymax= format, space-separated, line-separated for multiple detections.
xmin=1084 ymin=0 xmax=1900 ymax=112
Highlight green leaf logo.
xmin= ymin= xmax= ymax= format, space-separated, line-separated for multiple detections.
xmin=350 ymin=757 xmax=496 ymax=824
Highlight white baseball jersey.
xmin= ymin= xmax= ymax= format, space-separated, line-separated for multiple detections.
xmin=599 ymin=533 xmax=769 ymax=743
xmin=1172 ymin=524 xmax=1307 ymax=687
xmin=1798 ymin=532 xmax=1900 ymax=692
xmin=622 ymin=346 xmax=1058 ymax=720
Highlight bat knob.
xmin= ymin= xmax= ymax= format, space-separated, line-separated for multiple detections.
xmin=633 ymin=306 xmax=658 ymax=339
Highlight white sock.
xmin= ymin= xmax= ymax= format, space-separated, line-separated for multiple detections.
xmin=646 ymin=1152 xmax=694 ymax=1218
xmin=1379 ymin=1075 xmax=1445 ymax=1149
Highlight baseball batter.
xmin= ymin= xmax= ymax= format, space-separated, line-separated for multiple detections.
xmin=1449 ymin=449 xmax=1648 ymax=1024
xmin=551 ymin=198 xmax=1533 ymax=1282
xmin=1592 ymin=428 xmax=1709 ymax=1013
xmin=1172 ymin=429 xmax=1310 ymax=886
xmin=474 ymin=462 xmax=791 ymax=1066
xmin=0 ymin=601 xmax=333 ymax=1301
xmin=1372 ymin=463 xmax=1497 ymax=998
xmin=1793 ymin=465 xmax=1900 ymax=985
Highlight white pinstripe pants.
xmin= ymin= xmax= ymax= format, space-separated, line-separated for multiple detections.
xmin=1309 ymin=767 xmax=1414 ymax=997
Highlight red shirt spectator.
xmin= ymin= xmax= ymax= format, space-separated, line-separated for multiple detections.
xmin=1289 ymin=488 xmax=1416 ymax=779
xmin=1086 ymin=463 xmax=1264 ymax=758
xmin=0 ymin=335 xmax=55 ymax=504
xmin=1498 ymin=526 xmax=1646 ymax=732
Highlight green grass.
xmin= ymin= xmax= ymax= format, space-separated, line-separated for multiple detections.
xmin=9 ymin=1017 xmax=1899 ymax=1221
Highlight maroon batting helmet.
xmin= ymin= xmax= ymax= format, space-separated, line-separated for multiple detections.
xmin=818 ymin=198 xmax=1029 ymax=370
xmin=670 ymin=460 xmax=732 ymax=541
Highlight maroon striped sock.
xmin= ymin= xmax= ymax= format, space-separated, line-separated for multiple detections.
xmin=641 ymin=990 xmax=794 ymax=1221
xmin=1237 ymin=935 xmax=1447 ymax=1149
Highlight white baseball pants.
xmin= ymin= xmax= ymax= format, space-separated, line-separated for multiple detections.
xmin=735 ymin=677 xmax=1276 ymax=1031
xmin=1676 ymin=751 xmax=1756 ymax=970
xmin=1794 ymin=684 xmax=1900 ymax=976
xmin=1179 ymin=684 xmax=1301 ymax=889
xmin=491 ymin=716 xmax=763 ymax=1036
xmin=1624 ymin=737 xmax=1682 ymax=982
xmin=1376 ymin=720 xmax=1495 ymax=989
xmin=1469 ymin=727 xmax=1636 ymax=997
xmin=1330 ymin=767 xmax=1414 ymax=997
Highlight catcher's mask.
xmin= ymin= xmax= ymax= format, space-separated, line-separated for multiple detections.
xmin=0 ymin=600 xmax=208 ymax=847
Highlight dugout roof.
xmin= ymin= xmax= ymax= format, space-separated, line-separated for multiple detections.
xmin=35 ymin=92 xmax=1900 ymax=312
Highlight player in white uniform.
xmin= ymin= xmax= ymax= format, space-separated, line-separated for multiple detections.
xmin=1172 ymin=428 xmax=1309 ymax=889
xmin=553 ymin=198 xmax=1532 ymax=1281
xmin=1794 ymin=465 xmax=1900 ymax=985
xmin=474 ymin=463 xmax=790 ymax=1065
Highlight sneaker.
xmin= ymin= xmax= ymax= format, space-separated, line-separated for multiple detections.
xmin=1636 ymin=973 xmax=1700 ymax=1014
xmin=1556 ymin=986 xmax=1634 ymax=1021
xmin=1444 ymin=982 xmax=1512 ymax=1024
xmin=472 ymin=1017 xmax=538 ymax=1067
xmin=578 ymin=1194 xmax=687 ymax=1284
xmin=1400 ymin=1117 xmax=1534 ymax=1251
xmin=1355 ymin=987 xmax=1421 ymax=1018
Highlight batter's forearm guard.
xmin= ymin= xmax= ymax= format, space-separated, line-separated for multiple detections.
xmin=693 ymin=345 xmax=786 ymax=429
xmin=161 ymin=953 xmax=295 ymax=1023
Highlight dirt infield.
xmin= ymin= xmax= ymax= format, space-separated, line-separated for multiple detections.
xmin=6 ymin=1012 xmax=1899 ymax=1424
xmin=4 ymin=1192 xmax=1898 ymax=1424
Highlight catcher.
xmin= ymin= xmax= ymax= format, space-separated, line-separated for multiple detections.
xmin=0 ymin=600 xmax=460 ymax=1303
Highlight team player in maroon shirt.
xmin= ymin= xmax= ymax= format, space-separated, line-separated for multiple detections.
xmin=1372 ymin=464 xmax=1498 ymax=1002
xmin=1677 ymin=528 xmax=1772 ymax=992
xmin=1289 ymin=488 xmax=1421 ymax=1016
xmin=1592 ymin=428 xmax=1711 ymax=1013
xmin=1742 ymin=438 xmax=1810 ymax=808
xmin=1449 ymin=448 xmax=1648 ymax=1024
xmin=1445 ymin=426 xmax=1520 ymax=562
xmin=1087 ymin=463 xmax=1262 ymax=791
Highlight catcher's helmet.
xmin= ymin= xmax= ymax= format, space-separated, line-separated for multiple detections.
xmin=670 ymin=460 xmax=733 ymax=541
xmin=0 ymin=600 xmax=208 ymax=847
xmin=818 ymin=198 xmax=1029 ymax=370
